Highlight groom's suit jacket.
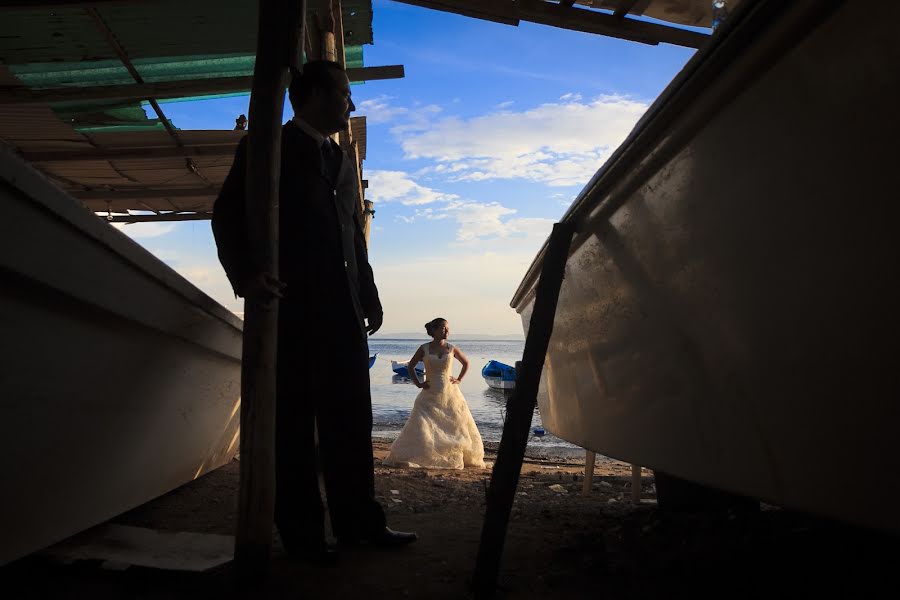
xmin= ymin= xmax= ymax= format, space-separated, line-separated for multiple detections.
xmin=212 ymin=120 xmax=382 ymax=337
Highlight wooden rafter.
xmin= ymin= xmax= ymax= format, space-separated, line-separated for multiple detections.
xmin=23 ymin=143 xmax=240 ymax=162
xmin=392 ymin=0 xmax=708 ymax=48
xmin=613 ymin=0 xmax=642 ymax=19
xmin=74 ymin=187 xmax=218 ymax=201
xmin=0 ymin=66 xmax=405 ymax=105
xmin=106 ymin=212 xmax=212 ymax=223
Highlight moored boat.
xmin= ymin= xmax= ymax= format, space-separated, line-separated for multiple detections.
xmin=369 ymin=353 xmax=378 ymax=369
xmin=510 ymin=0 xmax=900 ymax=532
xmin=0 ymin=149 xmax=242 ymax=564
xmin=391 ymin=359 xmax=425 ymax=378
xmin=482 ymin=360 xmax=516 ymax=390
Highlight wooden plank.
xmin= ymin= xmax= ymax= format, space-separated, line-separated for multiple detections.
xmin=392 ymin=0 xmax=520 ymax=26
xmin=74 ymin=187 xmax=218 ymax=201
xmin=473 ymin=222 xmax=576 ymax=597
xmin=24 ymin=144 xmax=240 ymax=162
xmin=0 ymin=67 xmax=402 ymax=106
xmin=106 ymin=212 xmax=211 ymax=223
xmin=0 ymin=0 xmax=147 ymax=7
xmin=518 ymin=0 xmax=708 ymax=48
xmin=393 ymin=0 xmax=708 ymax=48
xmin=613 ymin=0 xmax=642 ymax=19
xmin=347 ymin=65 xmax=405 ymax=82
xmin=234 ymin=0 xmax=305 ymax=579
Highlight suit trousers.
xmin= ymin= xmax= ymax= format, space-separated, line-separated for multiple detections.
xmin=274 ymin=300 xmax=386 ymax=546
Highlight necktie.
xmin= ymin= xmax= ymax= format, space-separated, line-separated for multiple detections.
xmin=321 ymin=139 xmax=339 ymax=183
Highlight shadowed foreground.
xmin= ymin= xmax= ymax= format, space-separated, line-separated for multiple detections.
xmin=3 ymin=442 xmax=895 ymax=599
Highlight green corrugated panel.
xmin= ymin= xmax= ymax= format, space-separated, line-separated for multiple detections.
xmin=9 ymin=46 xmax=365 ymax=132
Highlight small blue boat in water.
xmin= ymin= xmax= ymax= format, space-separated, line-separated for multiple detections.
xmin=369 ymin=353 xmax=377 ymax=369
xmin=391 ymin=359 xmax=425 ymax=378
xmin=482 ymin=360 xmax=516 ymax=390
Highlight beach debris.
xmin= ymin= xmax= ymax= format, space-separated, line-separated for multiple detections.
xmin=600 ymin=481 xmax=612 ymax=488
xmin=517 ymin=491 xmax=528 ymax=496
xmin=391 ymin=498 xmax=403 ymax=504
xmin=533 ymin=427 xmax=546 ymax=436
xmin=540 ymin=465 xmax=560 ymax=470
xmin=607 ymin=497 xmax=617 ymax=504
xmin=390 ymin=490 xmax=400 ymax=495
xmin=548 ymin=484 xmax=567 ymax=494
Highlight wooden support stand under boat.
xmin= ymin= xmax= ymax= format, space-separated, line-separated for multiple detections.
xmin=472 ymin=222 xmax=575 ymax=597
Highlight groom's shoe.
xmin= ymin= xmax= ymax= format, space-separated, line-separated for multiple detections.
xmin=338 ymin=527 xmax=418 ymax=548
xmin=365 ymin=527 xmax=418 ymax=547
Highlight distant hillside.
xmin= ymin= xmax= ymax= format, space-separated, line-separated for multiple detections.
xmin=372 ymin=332 xmax=525 ymax=341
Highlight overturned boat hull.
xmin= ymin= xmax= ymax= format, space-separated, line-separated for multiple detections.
xmin=0 ymin=150 xmax=243 ymax=563
xmin=512 ymin=1 xmax=900 ymax=532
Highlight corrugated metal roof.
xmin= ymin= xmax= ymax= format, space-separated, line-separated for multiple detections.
xmin=12 ymin=117 xmax=368 ymax=214
xmin=0 ymin=0 xmax=371 ymax=132
xmin=0 ymin=0 xmax=373 ymax=64
xmin=0 ymin=1 xmax=375 ymax=216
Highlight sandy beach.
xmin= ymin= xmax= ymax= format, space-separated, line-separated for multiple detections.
xmin=4 ymin=440 xmax=895 ymax=599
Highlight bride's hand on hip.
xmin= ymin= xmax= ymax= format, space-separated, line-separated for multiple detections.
xmin=450 ymin=376 xmax=461 ymax=385
xmin=417 ymin=381 xmax=430 ymax=389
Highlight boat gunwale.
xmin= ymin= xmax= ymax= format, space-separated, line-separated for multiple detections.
xmin=0 ymin=147 xmax=244 ymax=334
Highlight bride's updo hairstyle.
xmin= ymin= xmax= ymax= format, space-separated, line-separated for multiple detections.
xmin=425 ymin=317 xmax=448 ymax=336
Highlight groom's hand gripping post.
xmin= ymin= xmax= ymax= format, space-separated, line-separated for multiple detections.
xmin=366 ymin=311 xmax=383 ymax=336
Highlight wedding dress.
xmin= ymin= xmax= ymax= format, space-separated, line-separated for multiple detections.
xmin=384 ymin=343 xmax=485 ymax=469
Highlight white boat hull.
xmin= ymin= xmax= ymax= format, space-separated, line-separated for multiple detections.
xmin=512 ymin=1 xmax=900 ymax=532
xmin=0 ymin=150 xmax=243 ymax=563
xmin=484 ymin=377 xmax=515 ymax=390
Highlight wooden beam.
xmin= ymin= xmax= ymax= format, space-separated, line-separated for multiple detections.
xmin=23 ymin=143 xmax=240 ymax=162
xmin=105 ymin=212 xmax=211 ymax=223
xmin=0 ymin=0 xmax=145 ymax=7
xmin=347 ymin=64 xmax=405 ymax=82
xmin=392 ymin=0 xmax=708 ymax=48
xmin=0 ymin=66 xmax=402 ymax=106
xmin=613 ymin=0 xmax=641 ymax=19
xmin=0 ymin=77 xmax=253 ymax=105
xmin=234 ymin=0 xmax=305 ymax=579
xmin=518 ymin=1 xmax=708 ymax=48
xmin=391 ymin=0 xmax=520 ymax=26
xmin=75 ymin=187 xmax=218 ymax=201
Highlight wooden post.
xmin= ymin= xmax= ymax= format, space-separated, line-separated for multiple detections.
xmin=473 ymin=222 xmax=575 ymax=597
xmin=631 ymin=464 xmax=642 ymax=503
xmin=319 ymin=0 xmax=337 ymax=62
xmin=234 ymin=0 xmax=306 ymax=579
xmin=582 ymin=450 xmax=596 ymax=496
xmin=363 ymin=199 xmax=374 ymax=244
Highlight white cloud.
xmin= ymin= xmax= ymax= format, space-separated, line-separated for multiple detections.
xmin=496 ymin=100 xmax=514 ymax=109
xmin=367 ymin=170 xmax=459 ymax=205
xmin=357 ymin=95 xmax=408 ymax=124
xmin=412 ymin=200 xmax=554 ymax=244
xmin=399 ymin=95 xmax=648 ymax=186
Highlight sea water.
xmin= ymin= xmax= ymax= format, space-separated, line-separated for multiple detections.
xmin=368 ymin=338 xmax=582 ymax=459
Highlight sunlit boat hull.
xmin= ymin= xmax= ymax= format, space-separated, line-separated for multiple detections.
xmin=0 ymin=150 xmax=243 ymax=563
xmin=511 ymin=1 xmax=900 ymax=532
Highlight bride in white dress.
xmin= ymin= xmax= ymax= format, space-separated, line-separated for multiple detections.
xmin=384 ymin=318 xmax=486 ymax=469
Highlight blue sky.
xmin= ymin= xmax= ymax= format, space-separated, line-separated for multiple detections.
xmin=118 ymin=0 xmax=698 ymax=335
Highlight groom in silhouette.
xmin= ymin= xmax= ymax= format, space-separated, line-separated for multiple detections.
xmin=212 ymin=60 xmax=417 ymax=559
